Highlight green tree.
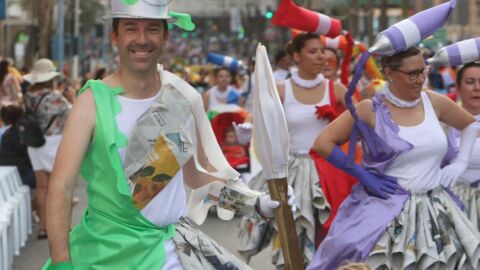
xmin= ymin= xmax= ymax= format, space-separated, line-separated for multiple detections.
xmin=18 ymin=0 xmax=104 ymax=58
xmin=17 ymin=0 xmax=53 ymax=58
xmin=79 ymin=0 xmax=105 ymax=32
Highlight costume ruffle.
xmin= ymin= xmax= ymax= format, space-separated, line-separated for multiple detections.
xmin=452 ymin=182 xmax=480 ymax=231
xmin=368 ymin=188 xmax=480 ymax=270
xmin=174 ymin=218 xmax=252 ymax=270
xmin=238 ymin=153 xmax=330 ymax=268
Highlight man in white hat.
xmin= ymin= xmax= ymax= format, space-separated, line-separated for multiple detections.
xmin=44 ymin=1 xmax=294 ymax=270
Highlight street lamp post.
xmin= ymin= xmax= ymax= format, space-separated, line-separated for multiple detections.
xmin=72 ymin=0 xmax=80 ymax=80
xmin=56 ymin=0 xmax=65 ymax=73
xmin=0 ymin=0 xmax=6 ymax=56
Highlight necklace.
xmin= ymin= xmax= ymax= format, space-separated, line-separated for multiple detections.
xmin=291 ymin=71 xmax=324 ymax=89
xmin=383 ymin=85 xmax=420 ymax=108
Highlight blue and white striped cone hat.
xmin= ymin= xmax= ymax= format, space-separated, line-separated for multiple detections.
xmin=428 ymin=37 xmax=480 ymax=66
xmin=207 ymin=52 xmax=243 ymax=72
xmin=369 ymin=0 xmax=456 ymax=56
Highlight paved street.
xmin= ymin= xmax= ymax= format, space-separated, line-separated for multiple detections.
xmin=12 ymin=180 xmax=275 ymax=270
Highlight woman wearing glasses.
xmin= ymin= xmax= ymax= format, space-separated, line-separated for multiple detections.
xmin=447 ymin=62 xmax=480 ymax=230
xmin=308 ymin=46 xmax=480 ymax=270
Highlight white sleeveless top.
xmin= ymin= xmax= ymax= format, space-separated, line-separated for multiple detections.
xmin=458 ymin=115 xmax=480 ymax=183
xmin=116 ymin=92 xmax=187 ymax=225
xmin=207 ymin=86 xmax=238 ymax=111
xmin=116 ymin=92 xmax=185 ymax=269
xmin=283 ymin=79 xmax=332 ymax=154
xmin=384 ymin=92 xmax=447 ymax=192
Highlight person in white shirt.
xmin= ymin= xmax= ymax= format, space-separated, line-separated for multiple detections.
xmin=448 ymin=62 xmax=480 ymax=230
xmin=309 ymin=46 xmax=479 ymax=270
xmin=202 ymin=67 xmax=240 ymax=112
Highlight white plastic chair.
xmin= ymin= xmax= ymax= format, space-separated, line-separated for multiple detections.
xmin=0 ymin=211 xmax=12 ymax=270
xmin=5 ymin=167 xmax=31 ymax=245
xmin=0 ymin=182 xmax=15 ymax=270
xmin=11 ymin=169 xmax=32 ymax=235
xmin=0 ymin=169 xmax=22 ymax=256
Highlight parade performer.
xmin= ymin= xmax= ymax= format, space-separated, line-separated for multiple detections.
xmin=322 ymin=48 xmax=341 ymax=83
xmin=239 ymin=32 xmax=357 ymax=268
xmin=444 ymin=62 xmax=480 ymax=230
xmin=308 ymin=2 xmax=480 ymax=268
xmin=43 ymin=1 xmax=294 ymax=270
xmin=202 ymin=67 xmax=241 ymax=112
xmin=310 ymin=44 xmax=480 ymax=270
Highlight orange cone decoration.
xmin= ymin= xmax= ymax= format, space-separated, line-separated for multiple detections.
xmin=272 ymin=0 xmax=342 ymax=38
xmin=321 ymin=35 xmax=349 ymax=51
xmin=290 ymin=28 xmax=303 ymax=38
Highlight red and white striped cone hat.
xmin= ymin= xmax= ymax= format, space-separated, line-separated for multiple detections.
xmin=272 ymin=0 xmax=342 ymax=38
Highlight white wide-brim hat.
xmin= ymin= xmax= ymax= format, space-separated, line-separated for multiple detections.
xmin=23 ymin=58 xmax=59 ymax=85
xmin=103 ymin=0 xmax=172 ymax=21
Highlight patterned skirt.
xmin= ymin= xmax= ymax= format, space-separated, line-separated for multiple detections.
xmin=452 ymin=182 xmax=480 ymax=231
xmin=238 ymin=153 xmax=330 ymax=268
xmin=367 ymin=188 xmax=480 ymax=270
xmin=173 ymin=218 xmax=252 ymax=270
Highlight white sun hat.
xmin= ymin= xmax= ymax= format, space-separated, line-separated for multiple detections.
xmin=23 ymin=58 xmax=60 ymax=85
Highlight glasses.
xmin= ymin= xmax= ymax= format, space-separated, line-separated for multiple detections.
xmin=393 ymin=66 xmax=431 ymax=81
xmin=324 ymin=57 xmax=338 ymax=68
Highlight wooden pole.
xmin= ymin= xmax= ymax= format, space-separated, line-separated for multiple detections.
xmin=267 ymin=178 xmax=304 ymax=270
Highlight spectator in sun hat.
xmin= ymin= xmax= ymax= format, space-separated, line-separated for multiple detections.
xmin=23 ymin=58 xmax=71 ymax=240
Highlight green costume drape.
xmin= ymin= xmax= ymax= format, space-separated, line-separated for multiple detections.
xmin=42 ymin=81 xmax=175 ymax=270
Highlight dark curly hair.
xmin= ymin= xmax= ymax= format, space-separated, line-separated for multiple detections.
xmin=285 ymin=32 xmax=321 ymax=57
xmin=456 ymin=62 xmax=480 ymax=86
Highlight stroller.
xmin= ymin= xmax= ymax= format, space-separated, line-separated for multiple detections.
xmin=210 ymin=105 xmax=251 ymax=173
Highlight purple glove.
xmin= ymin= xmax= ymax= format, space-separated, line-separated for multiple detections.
xmin=326 ymin=146 xmax=400 ymax=199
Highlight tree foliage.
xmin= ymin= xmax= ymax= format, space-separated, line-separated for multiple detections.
xmin=18 ymin=0 xmax=105 ymax=33
xmin=17 ymin=0 xmax=105 ymax=58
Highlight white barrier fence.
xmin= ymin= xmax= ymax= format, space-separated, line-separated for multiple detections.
xmin=0 ymin=166 xmax=32 ymax=270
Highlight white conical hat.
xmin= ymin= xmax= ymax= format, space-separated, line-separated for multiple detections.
xmin=103 ymin=0 xmax=171 ymax=21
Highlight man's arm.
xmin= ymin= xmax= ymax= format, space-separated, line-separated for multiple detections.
xmin=46 ymin=89 xmax=96 ymax=264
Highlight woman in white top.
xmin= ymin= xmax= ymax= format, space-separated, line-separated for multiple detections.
xmin=309 ymin=46 xmax=480 ymax=270
xmin=449 ymin=62 xmax=480 ymax=230
xmin=202 ymin=67 xmax=240 ymax=112
xmin=239 ymin=32 xmax=357 ymax=269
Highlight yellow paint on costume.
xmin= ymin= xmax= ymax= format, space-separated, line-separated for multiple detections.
xmin=132 ymin=136 xmax=180 ymax=210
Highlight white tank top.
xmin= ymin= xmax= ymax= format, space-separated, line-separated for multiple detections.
xmin=283 ymin=79 xmax=332 ymax=154
xmin=116 ymin=93 xmax=187 ymax=226
xmin=384 ymin=92 xmax=447 ymax=192
xmin=458 ymin=115 xmax=480 ymax=183
xmin=207 ymin=86 xmax=238 ymax=111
